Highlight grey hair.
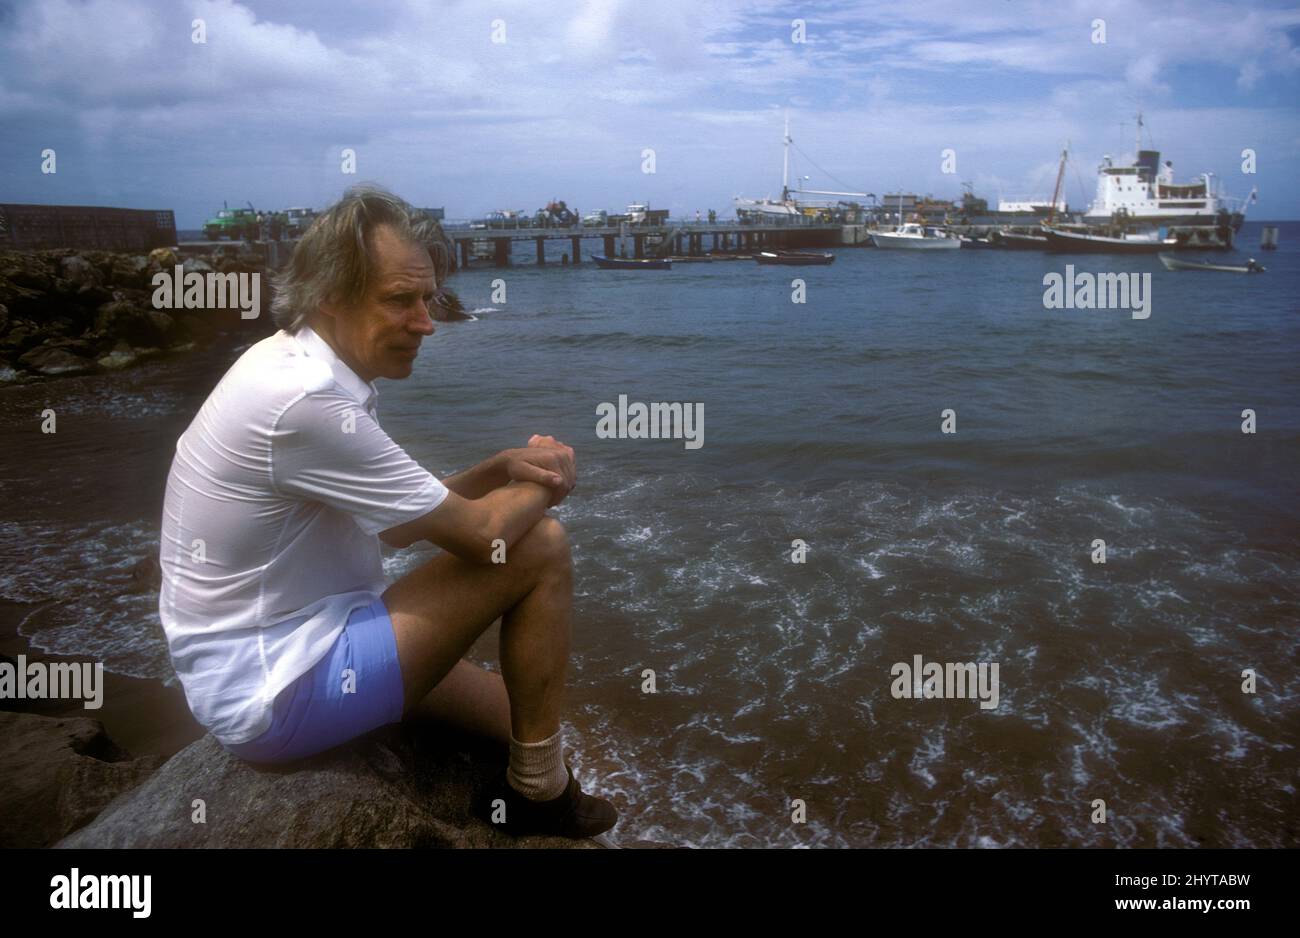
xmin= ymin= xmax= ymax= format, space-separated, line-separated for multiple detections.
xmin=269 ymin=183 xmax=457 ymax=332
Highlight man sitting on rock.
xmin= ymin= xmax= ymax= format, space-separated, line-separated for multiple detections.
xmin=157 ymin=184 xmax=616 ymax=839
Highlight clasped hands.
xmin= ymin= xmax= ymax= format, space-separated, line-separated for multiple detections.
xmin=501 ymin=434 xmax=576 ymax=507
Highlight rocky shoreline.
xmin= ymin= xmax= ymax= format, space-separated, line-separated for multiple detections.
xmin=0 ymin=246 xmax=273 ymax=382
xmin=0 ymin=242 xmax=477 ymax=385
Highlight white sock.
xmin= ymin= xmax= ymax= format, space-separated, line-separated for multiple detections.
xmin=506 ymin=727 xmax=568 ymax=801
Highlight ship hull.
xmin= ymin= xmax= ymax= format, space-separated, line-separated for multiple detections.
xmin=1083 ymin=210 xmax=1244 ymax=232
xmin=1043 ymin=228 xmax=1177 ymax=254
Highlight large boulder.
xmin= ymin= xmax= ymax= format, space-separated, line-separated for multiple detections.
xmin=94 ymin=299 xmax=170 ymax=347
xmin=108 ymin=255 xmax=151 ymax=289
xmin=17 ymin=343 xmax=96 ymax=376
xmin=0 ymin=320 xmax=42 ymax=355
xmin=96 ymin=339 xmax=139 ymax=371
xmin=148 ymin=247 xmax=179 ymax=271
xmin=0 ymin=252 xmax=54 ymax=291
xmin=56 ymin=724 xmax=613 ymax=849
xmin=0 ymin=277 xmax=46 ymax=319
xmin=0 ymin=711 xmax=164 ymax=848
xmin=59 ymin=254 xmax=102 ymax=290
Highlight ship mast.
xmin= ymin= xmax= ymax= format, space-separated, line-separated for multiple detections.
xmin=781 ymin=110 xmax=791 ymax=201
xmin=1046 ymin=145 xmax=1068 ymax=226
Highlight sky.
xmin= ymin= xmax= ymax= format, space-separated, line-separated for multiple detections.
xmin=1 ymin=0 xmax=1298 ymax=226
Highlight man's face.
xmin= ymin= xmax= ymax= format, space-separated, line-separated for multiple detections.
xmin=328 ymin=224 xmax=436 ymax=382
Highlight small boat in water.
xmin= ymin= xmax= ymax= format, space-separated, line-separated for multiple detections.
xmin=870 ymin=223 xmax=961 ymax=250
xmin=1043 ymin=226 xmax=1177 ymax=254
xmin=592 ymin=255 xmax=672 ymax=269
xmin=754 ymin=250 xmax=835 ymax=266
xmin=1260 ymin=225 xmax=1279 ymax=250
xmin=1158 ymin=254 xmax=1265 ymax=273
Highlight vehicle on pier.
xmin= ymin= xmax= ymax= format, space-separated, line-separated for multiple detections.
xmin=534 ymin=199 xmax=579 ymax=228
xmin=283 ymin=207 xmax=317 ymax=238
xmin=624 ymin=203 xmax=670 ymax=227
xmin=471 ymin=210 xmax=529 ymax=230
xmin=203 ymin=203 xmax=261 ymax=241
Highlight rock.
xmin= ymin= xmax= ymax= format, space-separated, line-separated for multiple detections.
xmin=147 ymin=309 xmax=175 ymax=341
xmin=96 ymin=340 xmax=139 ymax=371
xmin=128 ymin=554 xmax=162 ymax=592
xmin=74 ymin=282 xmax=113 ymax=308
xmin=94 ymin=299 xmax=169 ymax=347
xmin=0 ymin=279 xmax=45 ymax=318
xmin=43 ymin=335 xmax=94 ymax=355
xmin=174 ymin=312 xmax=217 ymax=344
xmin=183 ymin=257 xmax=214 ymax=275
xmin=432 ymin=286 xmax=474 ymax=322
xmin=0 ymin=321 xmax=42 ymax=355
xmin=0 ymin=711 xmax=164 ymax=848
xmin=59 ymin=255 xmax=102 ymax=290
xmin=0 ymin=254 xmax=54 ymax=291
xmin=109 ymin=255 xmax=151 ymax=289
xmin=42 ymin=316 xmax=78 ymax=337
xmin=17 ymin=344 xmax=96 ymax=376
xmin=148 ymin=247 xmax=179 ymax=270
xmin=0 ymin=302 xmax=8 ymax=332
xmin=56 ymin=724 xmax=614 ymax=849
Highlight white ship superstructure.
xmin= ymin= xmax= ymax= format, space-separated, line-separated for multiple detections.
xmin=1083 ymin=115 xmax=1252 ymax=229
xmin=997 ymin=199 xmax=1067 ymax=215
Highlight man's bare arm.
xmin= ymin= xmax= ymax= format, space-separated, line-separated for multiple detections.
xmin=378 ymin=480 xmax=557 ymax=561
xmin=441 ymin=443 xmax=576 ymax=501
xmin=441 ymin=452 xmax=509 ymax=500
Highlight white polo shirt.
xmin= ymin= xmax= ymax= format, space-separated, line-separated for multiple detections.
xmin=158 ymin=325 xmax=447 ymax=745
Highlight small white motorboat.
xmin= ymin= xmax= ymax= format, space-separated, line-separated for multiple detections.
xmin=870 ymin=223 xmax=961 ymax=250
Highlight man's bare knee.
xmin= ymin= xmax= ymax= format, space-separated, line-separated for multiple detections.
xmin=514 ymin=515 xmax=571 ymax=575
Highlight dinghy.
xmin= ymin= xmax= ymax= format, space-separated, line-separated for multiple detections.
xmin=1158 ymin=254 xmax=1265 ymax=273
xmin=592 ymin=255 xmax=672 ymax=269
xmin=754 ymin=250 xmax=835 ymax=266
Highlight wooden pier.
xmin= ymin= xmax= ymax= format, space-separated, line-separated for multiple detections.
xmin=440 ymin=221 xmax=869 ymax=266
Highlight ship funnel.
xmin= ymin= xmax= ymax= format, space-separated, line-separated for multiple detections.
xmin=1136 ymin=150 xmax=1160 ymax=180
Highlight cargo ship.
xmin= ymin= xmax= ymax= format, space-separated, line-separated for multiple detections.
xmin=1082 ymin=114 xmax=1254 ymax=230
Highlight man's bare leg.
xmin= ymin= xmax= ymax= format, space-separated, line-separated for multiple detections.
xmin=385 ymin=515 xmax=617 ymax=836
xmin=383 ymin=515 xmax=572 ymax=743
xmin=409 ymin=658 xmax=511 ymax=747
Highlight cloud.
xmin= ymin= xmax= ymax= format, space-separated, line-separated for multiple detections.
xmin=0 ymin=0 xmax=1296 ymax=221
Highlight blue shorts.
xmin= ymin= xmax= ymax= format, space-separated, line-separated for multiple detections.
xmin=223 ymin=598 xmax=406 ymax=764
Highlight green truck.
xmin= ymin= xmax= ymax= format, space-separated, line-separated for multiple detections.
xmin=203 ymin=204 xmax=262 ymax=241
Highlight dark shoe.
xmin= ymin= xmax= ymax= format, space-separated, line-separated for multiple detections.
xmin=476 ymin=763 xmax=618 ymax=839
